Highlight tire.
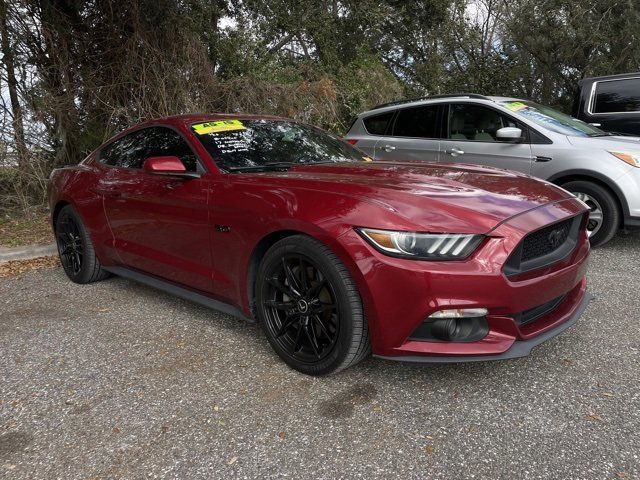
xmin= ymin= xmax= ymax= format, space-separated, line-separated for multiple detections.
xmin=255 ymin=235 xmax=370 ymax=375
xmin=561 ymin=180 xmax=620 ymax=247
xmin=55 ymin=205 xmax=110 ymax=284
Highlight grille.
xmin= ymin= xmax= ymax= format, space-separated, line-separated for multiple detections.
xmin=504 ymin=214 xmax=584 ymax=277
xmin=521 ymin=218 xmax=572 ymax=262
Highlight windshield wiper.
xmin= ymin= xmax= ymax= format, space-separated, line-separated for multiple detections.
xmin=227 ymin=162 xmax=295 ymax=173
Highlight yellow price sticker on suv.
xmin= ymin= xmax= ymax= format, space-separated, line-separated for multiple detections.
xmin=504 ymin=101 xmax=527 ymax=112
xmin=193 ymin=120 xmax=246 ymax=135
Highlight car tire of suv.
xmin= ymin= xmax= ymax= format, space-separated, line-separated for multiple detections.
xmin=55 ymin=205 xmax=110 ymax=284
xmin=256 ymin=235 xmax=371 ymax=375
xmin=561 ymin=180 xmax=620 ymax=247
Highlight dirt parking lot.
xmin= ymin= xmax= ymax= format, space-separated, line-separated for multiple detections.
xmin=1 ymin=231 xmax=639 ymax=479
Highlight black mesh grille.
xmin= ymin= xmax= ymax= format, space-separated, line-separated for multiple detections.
xmin=521 ymin=218 xmax=573 ymax=262
xmin=504 ymin=214 xmax=584 ymax=278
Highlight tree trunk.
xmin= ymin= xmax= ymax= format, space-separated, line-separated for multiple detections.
xmin=36 ymin=0 xmax=82 ymax=166
xmin=0 ymin=0 xmax=28 ymax=169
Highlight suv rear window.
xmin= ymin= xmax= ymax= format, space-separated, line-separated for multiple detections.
xmin=594 ymin=78 xmax=640 ymax=113
xmin=363 ymin=112 xmax=393 ymax=135
xmin=392 ymin=105 xmax=439 ymax=138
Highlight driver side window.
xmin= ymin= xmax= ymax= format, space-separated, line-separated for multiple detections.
xmin=448 ymin=104 xmax=521 ymax=142
xmin=99 ymin=127 xmax=200 ymax=172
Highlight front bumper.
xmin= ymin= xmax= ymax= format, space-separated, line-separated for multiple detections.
xmin=340 ymin=198 xmax=591 ymax=361
xmin=624 ymin=215 xmax=640 ymax=229
xmin=375 ymin=287 xmax=592 ymax=363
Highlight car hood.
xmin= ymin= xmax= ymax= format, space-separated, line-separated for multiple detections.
xmin=254 ymin=162 xmax=574 ymax=233
xmin=567 ymin=134 xmax=640 ymax=149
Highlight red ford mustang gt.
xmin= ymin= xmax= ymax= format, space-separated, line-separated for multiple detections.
xmin=49 ymin=114 xmax=591 ymax=375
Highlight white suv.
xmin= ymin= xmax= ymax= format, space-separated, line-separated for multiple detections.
xmin=345 ymin=94 xmax=640 ymax=246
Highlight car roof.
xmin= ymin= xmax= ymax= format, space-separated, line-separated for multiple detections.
xmin=359 ymin=95 xmax=528 ymax=117
xmin=94 ymin=113 xmax=292 ymax=154
xmin=133 ymin=113 xmax=289 ymax=130
xmin=578 ymin=72 xmax=640 ymax=85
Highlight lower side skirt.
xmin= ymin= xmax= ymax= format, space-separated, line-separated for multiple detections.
xmin=103 ymin=266 xmax=253 ymax=322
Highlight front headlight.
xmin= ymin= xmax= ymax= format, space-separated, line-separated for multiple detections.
xmin=609 ymin=151 xmax=640 ymax=167
xmin=356 ymin=228 xmax=484 ymax=260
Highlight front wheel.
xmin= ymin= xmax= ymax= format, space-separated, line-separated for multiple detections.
xmin=561 ymin=180 xmax=620 ymax=247
xmin=255 ymin=235 xmax=370 ymax=375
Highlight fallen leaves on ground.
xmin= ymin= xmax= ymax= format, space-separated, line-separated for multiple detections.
xmin=0 ymin=256 xmax=59 ymax=278
xmin=0 ymin=212 xmax=52 ymax=248
xmin=586 ymin=414 xmax=604 ymax=423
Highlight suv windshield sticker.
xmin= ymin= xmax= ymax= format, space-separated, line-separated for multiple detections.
xmin=504 ymin=101 xmax=527 ymax=112
xmin=193 ymin=120 xmax=246 ymax=135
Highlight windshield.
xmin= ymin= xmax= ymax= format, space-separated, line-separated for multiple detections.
xmin=499 ymin=100 xmax=606 ymax=137
xmin=191 ymin=119 xmax=367 ymax=172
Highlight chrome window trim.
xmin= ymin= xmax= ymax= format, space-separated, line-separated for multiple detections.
xmin=587 ymin=76 xmax=640 ymax=115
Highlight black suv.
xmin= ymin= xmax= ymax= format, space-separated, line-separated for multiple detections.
xmin=573 ymin=72 xmax=640 ymax=136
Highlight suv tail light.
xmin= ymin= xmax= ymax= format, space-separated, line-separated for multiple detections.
xmin=345 ymin=139 xmax=358 ymax=145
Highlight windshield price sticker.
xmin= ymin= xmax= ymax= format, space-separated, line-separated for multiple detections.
xmin=193 ymin=120 xmax=246 ymax=135
xmin=215 ymin=132 xmax=250 ymax=153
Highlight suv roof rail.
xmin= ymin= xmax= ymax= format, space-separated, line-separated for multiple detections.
xmin=371 ymin=93 xmax=493 ymax=110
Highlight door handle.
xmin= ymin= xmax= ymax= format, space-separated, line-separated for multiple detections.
xmin=383 ymin=144 xmax=396 ymax=152
xmin=446 ymin=147 xmax=465 ymax=157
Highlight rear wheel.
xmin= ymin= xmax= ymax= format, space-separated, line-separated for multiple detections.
xmin=561 ymin=180 xmax=620 ymax=247
xmin=256 ymin=235 xmax=370 ymax=375
xmin=55 ymin=205 xmax=110 ymax=284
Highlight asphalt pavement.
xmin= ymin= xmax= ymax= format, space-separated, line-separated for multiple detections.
xmin=1 ymin=231 xmax=639 ymax=479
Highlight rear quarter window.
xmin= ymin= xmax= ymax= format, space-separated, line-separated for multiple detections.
xmin=100 ymin=130 xmax=148 ymax=169
xmin=363 ymin=111 xmax=394 ymax=135
xmin=594 ymin=78 xmax=640 ymax=113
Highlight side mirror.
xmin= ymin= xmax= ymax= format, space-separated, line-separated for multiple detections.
xmin=143 ymin=156 xmax=200 ymax=179
xmin=496 ymin=127 xmax=523 ymax=142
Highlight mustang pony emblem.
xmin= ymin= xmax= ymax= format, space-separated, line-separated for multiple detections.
xmin=548 ymin=229 xmax=565 ymax=249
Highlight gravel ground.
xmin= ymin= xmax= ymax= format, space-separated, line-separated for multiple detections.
xmin=1 ymin=231 xmax=639 ymax=479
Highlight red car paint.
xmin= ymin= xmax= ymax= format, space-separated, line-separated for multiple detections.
xmin=49 ymin=114 xmax=591 ymax=360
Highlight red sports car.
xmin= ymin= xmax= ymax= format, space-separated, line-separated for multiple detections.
xmin=49 ymin=114 xmax=591 ymax=375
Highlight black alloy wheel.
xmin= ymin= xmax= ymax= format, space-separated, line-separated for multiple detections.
xmin=57 ymin=213 xmax=84 ymax=276
xmin=256 ymin=235 xmax=370 ymax=375
xmin=55 ymin=205 xmax=110 ymax=284
xmin=262 ymin=254 xmax=339 ymax=363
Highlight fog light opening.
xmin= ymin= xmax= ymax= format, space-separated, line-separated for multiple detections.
xmin=431 ymin=318 xmax=459 ymax=341
xmin=410 ymin=308 xmax=490 ymax=343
